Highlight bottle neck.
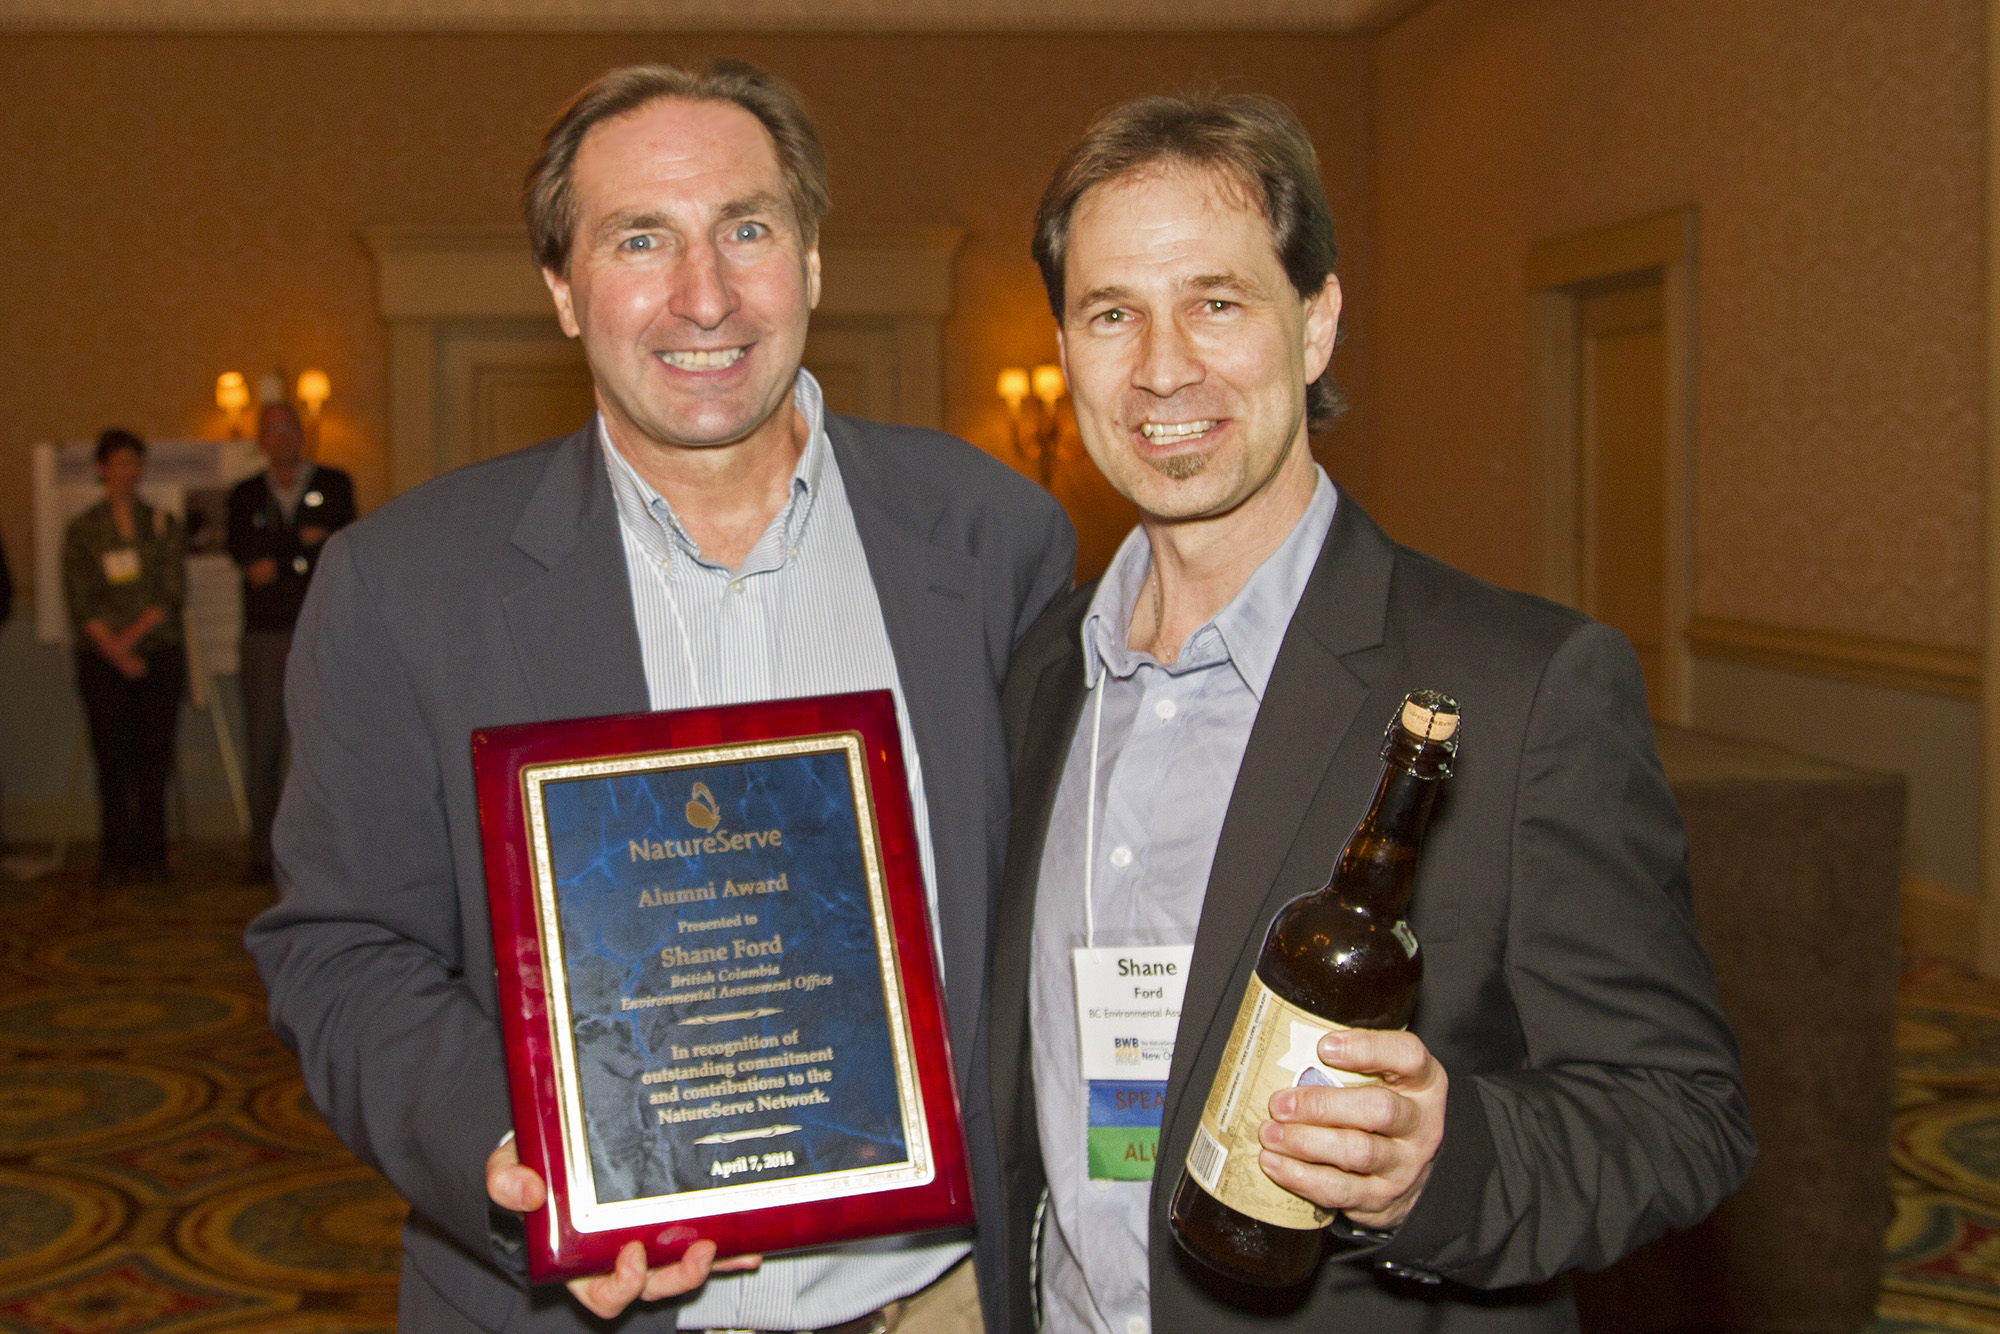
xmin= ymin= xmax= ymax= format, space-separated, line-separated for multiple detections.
xmin=1366 ymin=766 xmax=1441 ymax=845
xmin=1330 ymin=763 xmax=1443 ymax=913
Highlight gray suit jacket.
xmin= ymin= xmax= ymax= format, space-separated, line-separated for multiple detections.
xmin=987 ymin=494 xmax=1754 ymax=1332
xmin=246 ymin=418 xmax=1073 ymax=1330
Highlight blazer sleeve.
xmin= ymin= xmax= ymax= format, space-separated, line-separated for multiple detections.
xmin=1370 ymin=620 xmax=1756 ymax=1286
xmin=244 ymin=531 xmax=520 ymax=1272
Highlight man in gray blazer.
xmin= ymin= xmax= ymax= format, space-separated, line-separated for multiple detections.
xmin=245 ymin=62 xmax=1071 ymax=1329
xmin=983 ymin=94 xmax=1752 ymax=1333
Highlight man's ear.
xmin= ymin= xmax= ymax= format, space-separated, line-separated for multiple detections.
xmin=1302 ymin=274 xmax=1341 ymax=382
xmin=542 ymin=266 xmax=582 ymax=339
xmin=806 ymin=245 xmax=822 ymax=311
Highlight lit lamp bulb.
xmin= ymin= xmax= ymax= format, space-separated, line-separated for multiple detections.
xmin=997 ymin=367 xmax=1030 ymax=414
xmin=216 ymin=371 xmax=250 ymax=438
xmin=1030 ymin=363 xmax=1066 ymax=412
xmin=297 ymin=368 xmax=331 ymax=417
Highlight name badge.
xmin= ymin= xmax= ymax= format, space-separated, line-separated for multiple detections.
xmin=101 ymin=548 xmax=140 ymax=585
xmin=1073 ymin=943 xmax=1191 ymax=1181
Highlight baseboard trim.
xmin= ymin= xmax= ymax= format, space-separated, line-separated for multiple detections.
xmin=1685 ymin=616 xmax=1980 ymax=700
xmin=1903 ymin=877 xmax=1981 ymax=966
xmin=3 ymin=798 xmax=239 ymax=843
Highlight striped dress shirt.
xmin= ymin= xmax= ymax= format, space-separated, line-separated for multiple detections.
xmin=601 ymin=369 xmax=964 ymax=1329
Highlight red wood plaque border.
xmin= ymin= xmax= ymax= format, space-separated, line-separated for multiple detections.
xmin=472 ymin=690 xmax=971 ymax=1284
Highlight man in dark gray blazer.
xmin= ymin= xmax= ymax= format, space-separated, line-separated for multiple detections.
xmin=983 ymin=95 xmax=1752 ymax=1333
xmin=245 ymin=62 xmax=1071 ymax=1329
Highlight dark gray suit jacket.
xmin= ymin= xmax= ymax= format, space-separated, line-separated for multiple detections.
xmin=245 ymin=418 xmax=1073 ymax=1330
xmin=987 ymin=494 xmax=1754 ymax=1332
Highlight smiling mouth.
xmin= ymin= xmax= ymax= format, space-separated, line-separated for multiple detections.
xmin=1140 ymin=419 xmax=1217 ymax=442
xmin=658 ymin=347 xmax=747 ymax=370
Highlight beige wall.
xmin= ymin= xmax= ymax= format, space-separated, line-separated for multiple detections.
xmin=1372 ymin=0 xmax=1983 ymax=650
xmin=0 ymin=31 xmax=1377 ymax=589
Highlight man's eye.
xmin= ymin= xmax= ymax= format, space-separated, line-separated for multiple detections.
xmin=1204 ymin=299 xmax=1233 ymax=313
xmin=731 ymin=222 xmax=765 ymax=242
xmin=1097 ymin=309 xmax=1126 ymax=325
xmin=623 ymin=235 xmax=655 ymax=252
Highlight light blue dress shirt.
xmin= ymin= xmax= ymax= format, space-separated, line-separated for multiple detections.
xmin=1029 ymin=470 xmax=1338 ymax=1334
xmin=603 ymin=369 xmax=964 ymax=1329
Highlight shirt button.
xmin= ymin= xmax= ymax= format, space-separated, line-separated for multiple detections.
xmin=1154 ymin=698 xmax=1177 ymax=720
xmin=730 ymin=579 xmax=745 ymax=595
xmin=1127 ymin=1318 xmax=1148 ymax=1334
xmin=1110 ymin=845 xmax=1133 ymax=868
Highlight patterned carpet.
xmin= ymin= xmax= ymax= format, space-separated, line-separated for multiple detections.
xmin=6 ymin=845 xmax=2000 ymax=1331
xmin=0 ymin=844 xmax=400 ymax=1333
xmin=1874 ymin=958 xmax=2000 ymax=1333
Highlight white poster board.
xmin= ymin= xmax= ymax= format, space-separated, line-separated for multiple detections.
xmin=32 ymin=439 xmax=264 ymax=675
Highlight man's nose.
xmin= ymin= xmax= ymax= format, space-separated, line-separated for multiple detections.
xmin=668 ymin=239 xmax=737 ymax=329
xmin=1133 ymin=316 xmax=1203 ymax=398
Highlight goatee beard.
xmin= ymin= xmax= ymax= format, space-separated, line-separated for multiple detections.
xmin=1147 ymin=451 xmax=1207 ymax=480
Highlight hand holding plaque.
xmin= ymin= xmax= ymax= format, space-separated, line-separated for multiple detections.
xmin=473 ymin=691 xmax=971 ymax=1283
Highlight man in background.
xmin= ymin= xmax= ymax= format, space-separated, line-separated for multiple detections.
xmin=986 ymin=94 xmax=1752 ymax=1333
xmin=226 ymin=401 xmax=354 ymax=880
xmin=246 ymin=61 xmax=1072 ymax=1328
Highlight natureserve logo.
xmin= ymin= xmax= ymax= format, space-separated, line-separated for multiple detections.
xmin=1113 ymin=1035 xmax=1141 ymax=1066
xmin=685 ymin=782 xmax=721 ymax=830
xmin=628 ymin=781 xmax=784 ymax=863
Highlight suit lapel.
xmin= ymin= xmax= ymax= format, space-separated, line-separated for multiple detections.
xmin=828 ymin=419 xmax=992 ymax=1085
xmin=988 ymin=625 xmax=1089 ymax=1147
xmin=1157 ymin=498 xmax=1401 ymax=1190
xmin=500 ymin=429 xmax=649 ymax=722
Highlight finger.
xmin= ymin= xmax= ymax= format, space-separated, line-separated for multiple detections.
xmin=1315 ymin=1028 xmax=1433 ymax=1082
xmin=1260 ymin=1117 xmax=1397 ymax=1177
xmin=569 ymin=1240 xmax=647 ymax=1319
xmin=714 ymin=1253 xmax=764 ymax=1273
xmin=484 ymin=1141 xmax=546 ymax=1215
xmin=1258 ymin=1145 xmax=1410 ymax=1216
xmin=1269 ymin=1081 xmax=1420 ymax=1136
xmin=639 ymin=1238 xmax=719 ymax=1301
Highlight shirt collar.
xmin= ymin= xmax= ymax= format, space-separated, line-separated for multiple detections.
xmin=600 ymin=367 xmax=828 ymax=566
xmin=1080 ymin=468 xmax=1338 ymax=702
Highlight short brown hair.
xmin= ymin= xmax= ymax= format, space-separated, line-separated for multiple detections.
xmin=1032 ymin=93 xmax=1345 ymax=428
xmin=523 ymin=59 xmax=831 ymax=276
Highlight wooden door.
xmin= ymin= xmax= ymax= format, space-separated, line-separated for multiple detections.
xmin=1578 ymin=279 xmax=1667 ymax=715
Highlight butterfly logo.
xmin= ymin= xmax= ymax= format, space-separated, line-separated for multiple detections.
xmin=685 ymin=782 xmax=721 ymax=831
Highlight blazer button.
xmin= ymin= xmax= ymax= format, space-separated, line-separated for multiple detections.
xmin=1376 ymin=1260 xmax=1443 ymax=1286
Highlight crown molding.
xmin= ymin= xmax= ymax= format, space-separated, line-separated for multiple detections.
xmin=0 ymin=0 xmax=1430 ymax=34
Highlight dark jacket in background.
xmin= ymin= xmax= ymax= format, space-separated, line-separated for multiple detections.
xmin=227 ymin=464 xmax=356 ymax=631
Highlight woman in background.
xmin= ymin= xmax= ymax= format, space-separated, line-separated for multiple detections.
xmin=63 ymin=429 xmax=186 ymax=885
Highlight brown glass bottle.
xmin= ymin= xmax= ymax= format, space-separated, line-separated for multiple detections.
xmin=1169 ymin=689 xmax=1460 ymax=1288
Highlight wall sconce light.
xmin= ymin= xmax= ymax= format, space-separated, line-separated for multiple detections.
xmin=216 ymin=371 xmax=250 ymax=437
xmin=297 ymin=368 xmax=331 ymax=417
xmin=999 ymin=362 xmax=1068 ymax=486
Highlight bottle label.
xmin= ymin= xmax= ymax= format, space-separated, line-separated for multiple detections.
xmin=1185 ymin=973 xmax=1380 ymax=1230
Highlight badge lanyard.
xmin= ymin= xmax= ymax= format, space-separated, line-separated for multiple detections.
xmin=1073 ymin=675 xmax=1191 ymax=1182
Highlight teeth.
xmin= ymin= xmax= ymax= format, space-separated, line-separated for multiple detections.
xmin=1141 ymin=420 xmax=1216 ymax=441
xmin=660 ymin=348 xmax=746 ymax=370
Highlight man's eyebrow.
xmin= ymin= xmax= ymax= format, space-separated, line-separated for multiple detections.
xmin=1070 ymin=284 xmax=1133 ymax=312
xmin=593 ymin=208 xmax=676 ymax=242
xmin=715 ymin=192 xmax=790 ymax=224
xmin=1183 ymin=272 xmax=1260 ymax=297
